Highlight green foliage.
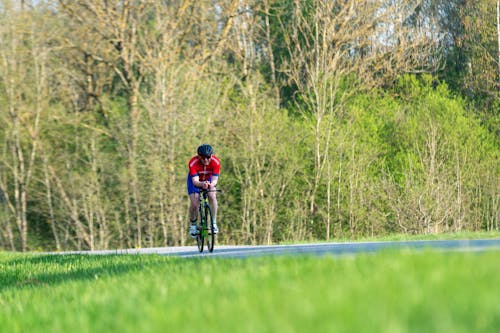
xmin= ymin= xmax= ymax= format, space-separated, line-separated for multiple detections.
xmin=392 ymin=75 xmax=497 ymax=178
xmin=300 ymin=74 xmax=499 ymax=237
xmin=381 ymin=75 xmax=499 ymax=232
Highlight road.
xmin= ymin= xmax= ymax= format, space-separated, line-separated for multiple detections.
xmin=58 ymin=239 xmax=500 ymax=258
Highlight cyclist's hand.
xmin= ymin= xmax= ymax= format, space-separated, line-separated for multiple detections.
xmin=202 ymin=181 xmax=210 ymax=189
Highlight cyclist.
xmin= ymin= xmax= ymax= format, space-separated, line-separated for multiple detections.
xmin=187 ymin=144 xmax=220 ymax=238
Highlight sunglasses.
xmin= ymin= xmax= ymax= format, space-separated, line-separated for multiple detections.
xmin=199 ymin=155 xmax=211 ymax=160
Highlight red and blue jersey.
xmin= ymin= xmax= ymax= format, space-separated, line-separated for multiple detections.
xmin=188 ymin=155 xmax=221 ymax=181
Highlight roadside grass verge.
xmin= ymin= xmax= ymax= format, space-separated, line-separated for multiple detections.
xmin=1 ymin=249 xmax=499 ymax=333
xmin=277 ymin=230 xmax=500 ymax=245
xmin=357 ymin=230 xmax=500 ymax=241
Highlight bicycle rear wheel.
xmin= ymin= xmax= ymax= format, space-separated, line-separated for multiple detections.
xmin=205 ymin=205 xmax=215 ymax=252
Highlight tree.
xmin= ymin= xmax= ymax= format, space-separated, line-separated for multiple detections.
xmin=435 ymin=0 xmax=499 ymax=110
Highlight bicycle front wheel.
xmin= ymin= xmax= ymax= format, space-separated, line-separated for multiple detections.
xmin=205 ymin=205 xmax=215 ymax=253
xmin=196 ymin=213 xmax=205 ymax=253
xmin=196 ymin=232 xmax=204 ymax=252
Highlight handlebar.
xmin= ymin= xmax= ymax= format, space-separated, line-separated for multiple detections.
xmin=199 ymin=188 xmax=222 ymax=193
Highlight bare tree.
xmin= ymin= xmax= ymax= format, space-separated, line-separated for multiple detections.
xmin=0 ymin=3 xmax=57 ymax=251
xmin=58 ymin=1 xmax=166 ymax=247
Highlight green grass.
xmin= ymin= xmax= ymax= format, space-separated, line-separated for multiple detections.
xmin=277 ymin=230 xmax=500 ymax=245
xmin=357 ymin=230 xmax=500 ymax=241
xmin=1 ymin=248 xmax=499 ymax=333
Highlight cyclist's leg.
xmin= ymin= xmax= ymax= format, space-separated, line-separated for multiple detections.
xmin=207 ymin=176 xmax=218 ymax=223
xmin=187 ymin=174 xmax=200 ymax=218
xmin=187 ymin=175 xmax=200 ymax=236
xmin=189 ymin=193 xmax=199 ymax=221
xmin=207 ymin=183 xmax=218 ymax=233
xmin=208 ymin=190 xmax=217 ymax=222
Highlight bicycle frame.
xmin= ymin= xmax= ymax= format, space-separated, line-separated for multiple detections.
xmin=196 ymin=188 xmax=216 ymax=253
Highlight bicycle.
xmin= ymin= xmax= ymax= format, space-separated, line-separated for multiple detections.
xmin=195 ymin=188 xmax=220 ymax=253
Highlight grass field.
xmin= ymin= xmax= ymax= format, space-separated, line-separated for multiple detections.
xmin=1 ymin=243 xmax=499 ymax=333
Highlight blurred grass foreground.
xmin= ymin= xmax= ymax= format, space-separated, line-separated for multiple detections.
xmin=1 ymin=249 xmax=499 ymax=333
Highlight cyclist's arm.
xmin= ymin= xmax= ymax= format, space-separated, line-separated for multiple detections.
xmin=191 ymin=175 xmax=212 ymax=190
xmin=191 ymin=175 xmax=204 ymax=188
xmin=209 ymin=175 xmax=218 ymax=189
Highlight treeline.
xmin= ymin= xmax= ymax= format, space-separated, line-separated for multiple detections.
xmin=0 ymin=0 xmax=498 ymax=251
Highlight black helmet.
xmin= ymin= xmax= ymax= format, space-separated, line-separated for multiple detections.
xmin=197 ymin=144 xmax=213 ymax=157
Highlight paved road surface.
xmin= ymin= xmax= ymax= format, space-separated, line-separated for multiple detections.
xmin=56 ymin=239 xmax=500 ymax=258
